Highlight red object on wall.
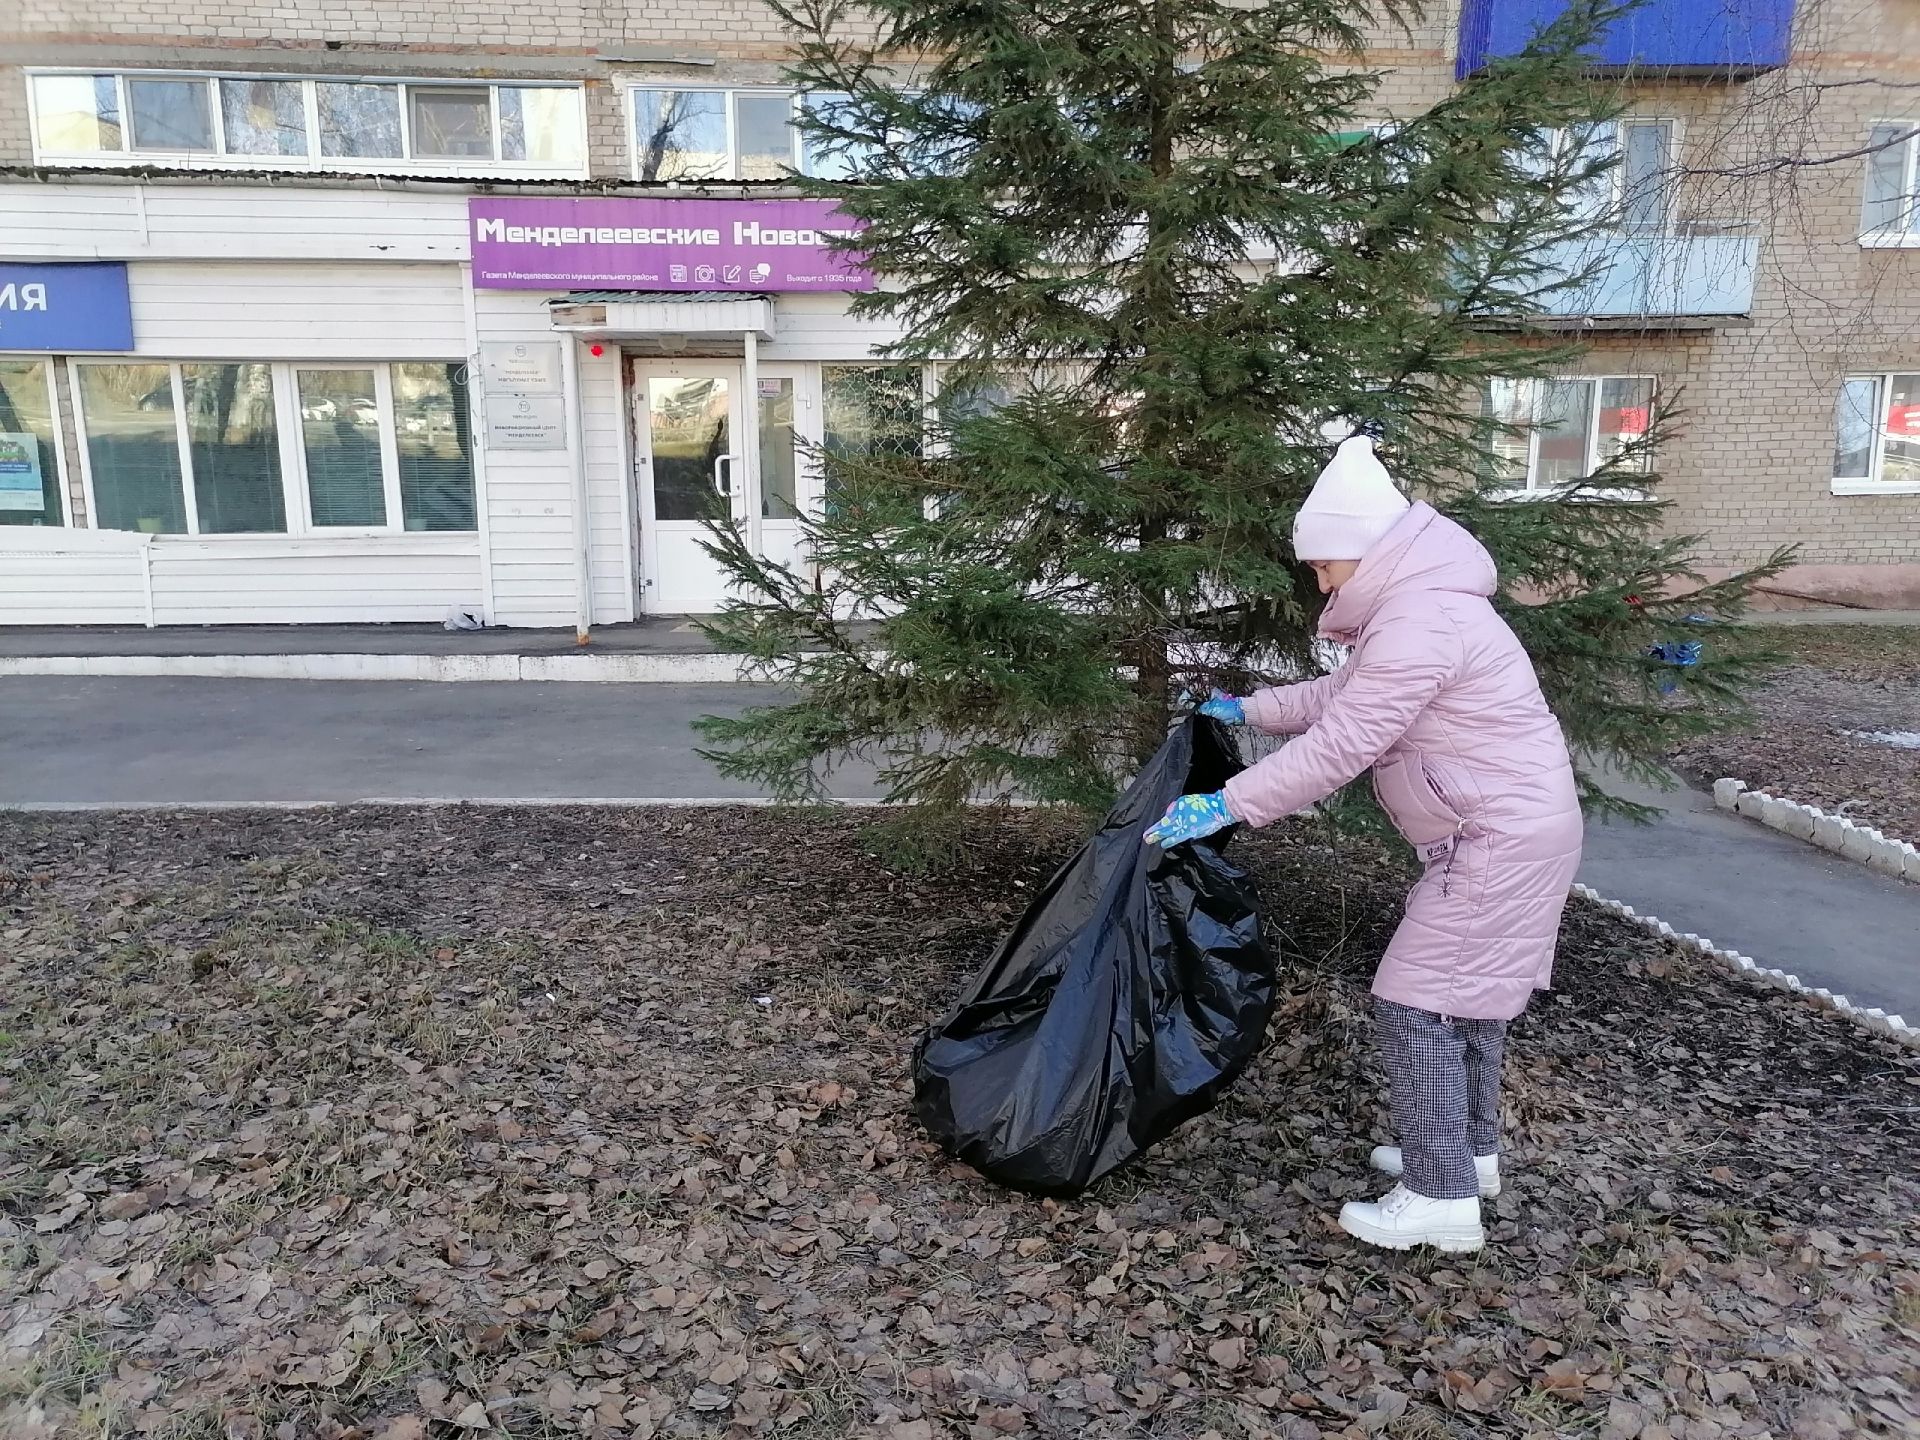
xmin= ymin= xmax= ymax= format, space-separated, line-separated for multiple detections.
xmin=589 ymin=343 xmax=605 ymax=357
xmin=1888 ymin=403 xmax=1920 ymax=436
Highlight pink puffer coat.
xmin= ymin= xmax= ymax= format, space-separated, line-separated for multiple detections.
xmin=1222 ymin=502 xmax=1583 ymax=1021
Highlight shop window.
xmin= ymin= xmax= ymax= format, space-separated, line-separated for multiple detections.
xmin=29 ymin=71 xmax=586 ymax=176
xmin=299 ymin=369 xmax=388 ymax=527
xmin=757 ymin=377 xmax=801 ymax=521
xmin=76 ymin=363 xmax=190 ymax=534
xmin=1861 ymin=124 xmax=1920 ymax=240
xmin=393 ymin=363 xmax=477 ymax=531
xmin=0 ymin=360 xmax=66 ymax=527
xmin=183 ymin=363 xmax=286 ymax=534
xmin=1833 ymin=374 xmax=1920 ymax=490
xmin=824 ymin=365 xmax=925 ymax=460
xmin=76 ymin=359 xmax=476 ymax=536
xmin=823 ymin=365 xmax=924 ymax=509
xmin=1483 ymin=376 xmax=1655 ymax=493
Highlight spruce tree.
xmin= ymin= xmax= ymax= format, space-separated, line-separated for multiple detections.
xmin=694 ymin=0 xmax=1789 ymax=838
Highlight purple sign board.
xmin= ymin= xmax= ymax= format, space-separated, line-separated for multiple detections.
xmin=467 ymin=197 xmax=872 ymax=293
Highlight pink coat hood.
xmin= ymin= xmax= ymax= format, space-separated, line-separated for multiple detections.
xmin=1223 ymin=503 xmax=1583 ymax=1021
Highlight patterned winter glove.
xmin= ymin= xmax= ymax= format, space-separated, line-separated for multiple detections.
xmin=1144 ymin=792 xmax=1237 ymax=849
xmin=1196 ymin=691 xmax=1247 ymax=725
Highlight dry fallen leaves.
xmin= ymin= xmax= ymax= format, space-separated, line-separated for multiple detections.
xmin=0 ymin=805 xmax=1915 ymax=1440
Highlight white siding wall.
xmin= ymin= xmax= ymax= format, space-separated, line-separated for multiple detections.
xmin=580 ymin=348 xmax=636 ymax=624
xmin=127 ymin=261 xmax=469 ymax=359
xmin=145 ymin=537 xmax=483 ymax=625
xmin=763 ymin=292 xmax=907 ymax=360
xmin=0 ymin=183 xmax=468 ymax=264
xmin=1 ymin=235 xmax=489 ymax=627
xmin=0 ymin=530 xmax=150 ymax=626
xmin=471 ymin=289 xmax=580 ymax=629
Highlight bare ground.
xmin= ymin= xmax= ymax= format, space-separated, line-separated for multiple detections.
xmin=1 ymin=805 xmax=1917 ymax=1440
xmin=1669 ymin=627 xmax=1920 ymax=842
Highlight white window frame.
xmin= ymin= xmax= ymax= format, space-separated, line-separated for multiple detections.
xmin=1859 ymin=121 xmax=1920 ymax=247
xmin=288 ymin=362 xmax=409 ymax=536
xmin=0 ymin=355 xmax=76 ymax=528
xmin=25 ymin=69 xmax=590 ymax=179
xmin=67 ymin=358 xmax=478 ymax=537
xmin=624 ymin=85 xmax=807 ymax=182
xmin=1486 ymin=374 xmax=1659 ymax=502
xmin=1832 ymin=372 xmax=1920 ymax=496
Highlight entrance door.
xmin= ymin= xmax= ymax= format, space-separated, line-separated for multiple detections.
xmin=634 ymin=360 xmax=818 ymax=615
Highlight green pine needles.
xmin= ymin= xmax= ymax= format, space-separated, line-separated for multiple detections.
xmin=694 ymin=0 xmax=1791 ymax=840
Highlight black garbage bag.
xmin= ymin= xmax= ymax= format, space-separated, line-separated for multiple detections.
xmin=912 ymin=716 xmax=1276 ymax=1196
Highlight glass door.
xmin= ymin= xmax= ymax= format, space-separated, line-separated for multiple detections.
xmin=635 ymin=361 xmax=741 ymax=614
xmin=635 ymin=360 xmax=820 ymax=614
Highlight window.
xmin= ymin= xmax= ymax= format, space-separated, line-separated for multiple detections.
xmin=409 ymin=88 xmax=493 ymax=159
xmin=0 ymin=360 xmax=66 ymax=527
xmin=632 ymin=89 xmax=807 ymax=182
xmin=128 ymin=76 xmax=214 ymax=153
xmin=76 ymin=364 xmax=189 ymax=534
xmin=632 ymin=90 xmax=730 ymax=181
xmin=30 ymin=75 xmax=121 ymax=152
xmin=317 ymin=82 xmax=403 ymax=159
xmin=627 ymin=86 xmax=951 ymax=181
xmin=1522 ymin=121 xmax=1675 ymax=231
xmin=757 ymin=377 xmax=800 ymax=521
xmin=183 ymin=363 xmax=286 ymax=533
xmin=1484 ymin=376 xmax=1655 ymax=493
xmin=221 ymin=79 xmax=306 ymax=156
xmin=74 ymin=359 xmax=476 ymax=535
xmin=1833 ymin=374 xmax=1920 ymax=491
xmin=393 ymin=363 xmax=477 ymax=531
xmin=299 ymin=369 xmax=388 ymax=526
xmin=823 ymin=365 xmax=924 ymax=506
xmin=1861 ymin=124 xmax=1920 ymax=240
xmin=798 ymin=92 xmax=877 ymax=181
xmin=28 ymin=71 xmax=586 ymax=175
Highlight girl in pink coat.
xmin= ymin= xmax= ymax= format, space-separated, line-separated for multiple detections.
xmin=1146 ymin=436 xmax=1584 ymax=1254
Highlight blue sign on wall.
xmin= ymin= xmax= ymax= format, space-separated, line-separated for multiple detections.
xmin=0 ymin=262 xmax=134 ymax=353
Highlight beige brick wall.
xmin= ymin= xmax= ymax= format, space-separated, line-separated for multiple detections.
xmin=9 ymin=1 xmax=799 ymax=50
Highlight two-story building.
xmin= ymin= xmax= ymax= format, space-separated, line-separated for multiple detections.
xmin=1 ymin=0 xmax=1916 ymax=630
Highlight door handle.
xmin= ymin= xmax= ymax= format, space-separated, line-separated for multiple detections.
xmin=713 ymin=453 xmax=742 ymax=498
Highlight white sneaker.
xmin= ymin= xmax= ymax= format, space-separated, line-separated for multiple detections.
xmin=1339 ymin=1184 xmax=1485 ymax=1254
xmin=1370 ymin=1145 xmax=1501 ymax=1199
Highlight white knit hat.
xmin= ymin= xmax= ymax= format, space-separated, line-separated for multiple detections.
xmin=1292 ymin=435 xmax=1411 ymax=562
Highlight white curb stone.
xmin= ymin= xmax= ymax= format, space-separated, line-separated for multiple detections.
xmin=1570 ymin=885 xmax=1918 ymax=1049
xmin=1714 ymin=775 xmax=1917 ymax=885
